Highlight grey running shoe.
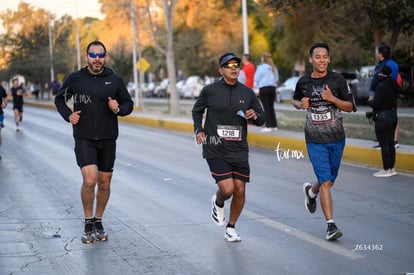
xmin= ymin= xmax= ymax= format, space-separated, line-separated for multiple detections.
xmin=326 ymin=222 xmax=343 ymax=241
xmin=93 ymin=218 xmax=108 ymax=241
xmin=302 ymin=182 xmax=317 ymax=213
xmin=211 ymin=194 xmax=225 ymax=226
xmin=81 ymin=220 xmax=95 ymax=244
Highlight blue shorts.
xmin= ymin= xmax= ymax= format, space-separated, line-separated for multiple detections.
xmin=306 ymin=140 xmax=345 ymax=185
xmin=0 ymin=114 xmax=4 ymax=128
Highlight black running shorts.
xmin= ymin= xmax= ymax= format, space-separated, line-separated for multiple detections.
xmin=206 ymin=158 xmax=250 ymax=183
xmin=13 ymin=104 xmax=23 ymax=113
xmin=74 ymin=138 xmax=116 ymax=172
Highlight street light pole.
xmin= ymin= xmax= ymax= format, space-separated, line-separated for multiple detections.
xmin=48 ymin=15 xmax=54 ymax=83
xmin=242 ymin=0 xmax=249 ymax=55
xmin=75 ymin=1 xmax=81 ymax=70
xmin=130 ymin=1 xmax=140 ymax=108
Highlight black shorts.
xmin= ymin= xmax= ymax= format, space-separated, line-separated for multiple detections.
xmin=74 ymin=139 xmax=116 ymax=172
xmin=206 ymin=158 xmax=250 ymax=183
xmin=13 ymin=104 xmax=23 ymax=112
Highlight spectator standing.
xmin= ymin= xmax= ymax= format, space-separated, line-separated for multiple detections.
xmin=238 ymin=69 xmax=246 ymax=85
xmin=242 ymin=54 xmax=255 ymax=89
xmin=254 ymin=52 xmax=279 ymax=132
xmin=32 ymin=82 xmax=40 ymax=100
xmin=369 ymin=43 xmax=400 ymax=148
xmin=370 ymin=65 xmax=400 ymax=177
xmin=50 ymin=79 xmax=61 ymax=97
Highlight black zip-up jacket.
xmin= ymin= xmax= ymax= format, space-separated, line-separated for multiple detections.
xmin=55 ymin=67 xmax=133 ymax=140
xmin=371 ymin=75 xmax=401 ymax=115
xmin=192 ymin=78 xmax=265 ymax=162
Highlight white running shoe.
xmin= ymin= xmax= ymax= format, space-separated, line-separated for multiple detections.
xmin=224 ymin=227 xmax=241 ymax=242
xmin=373 ymin=169 xmax=396 ymax=177
xmin=260 ymin=127 xmax=273 ymax=133
xmin=211 ymin=195 xmax=225 ymax=226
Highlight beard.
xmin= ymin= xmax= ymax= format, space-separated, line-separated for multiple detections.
xmin=87 ymin=60 xmax=105 ymax=75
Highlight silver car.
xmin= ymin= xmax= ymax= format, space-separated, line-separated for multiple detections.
xmin=276 ymin=76 xmax=300 ymax=103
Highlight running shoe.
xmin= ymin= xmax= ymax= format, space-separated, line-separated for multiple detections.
xmin=211 ymin=194 xmax=225 ymax=226
xmin=302 ymin=182 xmax=317 ymax=213
xmin=394 ymin=141 xmax=400 ymax=148
xmin=224 ymin=227 xmax=241 ymax=242
xmin=372 ymin=144 xmax=381 ymax=150
xmin=326 ymin=222 xmax=343 ymax=241
xmin=81 ymin=220 xmax=95 ymax=244
xmin=93 ymin=218 xmax=108 ymax=241
xmin=373 ymin=169 xmax=396 ymax=177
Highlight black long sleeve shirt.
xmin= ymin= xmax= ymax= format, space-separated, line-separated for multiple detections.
xmin=192 ymin=78 xmax=265 ymax=162
xmin=55 ymin=67 xmax=133 ymax=140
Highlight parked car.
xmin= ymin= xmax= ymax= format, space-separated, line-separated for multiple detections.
xmin=181 ymin=76 xmax=204 ymax=99
xmin=340 ymin=65 xmax=375 ymax=105
xmin=127 ymin=82 xmax=155 ymax=98
xmin=153 ymin=79 xmax=169 ymax=98
xmin=399 ymin=64 xmax=414 ymax=106
xmin=175 ymin=79 xmax=185 ymax=98
xmin=275 ymin=76 xmax=300 ymax=103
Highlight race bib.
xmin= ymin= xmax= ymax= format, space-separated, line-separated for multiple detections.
xmin=217 ymin=125 xmax=242 ymax=141
xmin=310 ymin=109 xmax=336 ymax=124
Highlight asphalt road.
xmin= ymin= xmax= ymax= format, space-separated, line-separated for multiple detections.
xmin=0 ymin=106 xmax=413 ymax=275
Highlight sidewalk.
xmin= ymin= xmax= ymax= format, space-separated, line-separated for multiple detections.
xmin=26 ymin=98 xmax=414 ymax=174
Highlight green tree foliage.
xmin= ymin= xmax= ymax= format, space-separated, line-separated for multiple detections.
xmin=261 ymin=0 xmax=414 ymax=70
xmin=0 ymin=3 xmax=77 ymax=85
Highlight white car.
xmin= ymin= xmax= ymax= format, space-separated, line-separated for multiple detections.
xmin=182 ymin=76 xmax=204 ymax=99
xmin=276 ymin=76 xmax=300 ymax=103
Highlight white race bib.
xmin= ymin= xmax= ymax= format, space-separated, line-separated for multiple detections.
xmin=217 ymin=125 xmax=242 ymax=141
xmin=310 ymin=109 xmax=336 ymax=124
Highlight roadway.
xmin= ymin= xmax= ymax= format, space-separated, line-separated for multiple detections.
xmin=0 ymin=106 xmax=413 ymax=275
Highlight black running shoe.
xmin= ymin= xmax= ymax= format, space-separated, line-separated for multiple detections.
xmin=93 ymin=218 xmax=108 ymax=241
xmin=326 ymin=222 xmax=343 ymax=241
xmin=302 ymin=182 xmax=317 ymax=213
xmin=81 ymin=220 xmax=95 ymax=244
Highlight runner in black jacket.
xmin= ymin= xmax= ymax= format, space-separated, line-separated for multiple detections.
xmin=55 ymin=40 xmax=133 ymax=244
xmin=192 ymin=53 xmax=265 ymax=242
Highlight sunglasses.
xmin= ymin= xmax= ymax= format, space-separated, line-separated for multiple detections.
xmin=88 ymin=52 xmax=106 ymax=58
xmin=222 ymin=63 xmax=240 ymax=69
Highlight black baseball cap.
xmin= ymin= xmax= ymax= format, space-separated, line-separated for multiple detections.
xmin=219 ymin=53 xmax=241 ymax=67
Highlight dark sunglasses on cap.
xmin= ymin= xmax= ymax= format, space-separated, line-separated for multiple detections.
xmin=222 ymin=62 xmax=240 ymax=69
xmin=88 ymin=52 xmax=106 ymax=58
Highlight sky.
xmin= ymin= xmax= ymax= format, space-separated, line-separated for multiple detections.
xmin=0 ymin=0 xmax=104 ymax=33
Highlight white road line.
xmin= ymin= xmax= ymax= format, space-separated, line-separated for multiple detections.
xmin=243 ymin=209 xmax=364 ymax=260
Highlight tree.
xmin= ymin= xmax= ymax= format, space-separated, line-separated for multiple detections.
xmin=260 ymin=0 xmax=414 ymax=69
xmin=0 ymin=3 xmax=78 ymax=86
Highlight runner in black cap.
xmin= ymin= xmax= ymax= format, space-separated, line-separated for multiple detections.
xmin=192 ymin=52 xmax=265 ymax=242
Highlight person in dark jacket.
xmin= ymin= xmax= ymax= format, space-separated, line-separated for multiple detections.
xmin=369 ymin=43 xmax=400 ymax=148
xmin=55 ymin=40 xmax=133 ymax=244
xmin=371 ymin=65 xmax=400 ymax=177
xmin=192 ymin=53 xmax=265 ymax=242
